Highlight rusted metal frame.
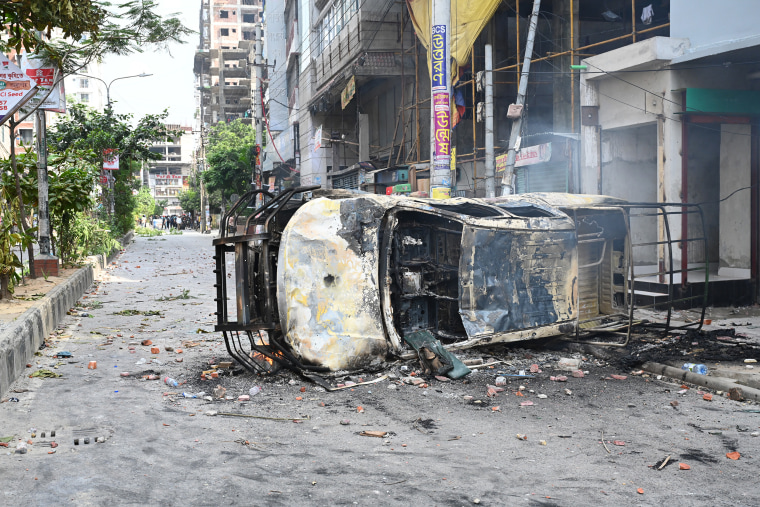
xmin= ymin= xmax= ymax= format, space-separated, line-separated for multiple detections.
xmin=621 ymin=202 xmax=710 ymax=333
xmin=569 ymin=206 xmax=633 ymax=347
xmin=214 ymin=243 xmax=234 ymax=329
xmin=577 ymin=238 xmax=607 ymax=269
xmin=221 ymin=189 xmax=273 ymax=238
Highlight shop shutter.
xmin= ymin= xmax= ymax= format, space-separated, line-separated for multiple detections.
xmin=515 ymin=163 xmax=568 ymax=193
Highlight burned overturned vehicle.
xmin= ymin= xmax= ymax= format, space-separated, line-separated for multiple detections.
xmin=213 ymin=187 xmax=707 ymax=379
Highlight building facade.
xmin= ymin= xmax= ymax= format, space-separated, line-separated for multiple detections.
xmin=194 ymin=0 xmax=263 ymax=129
xmin=145 ymin=126 xmax=194 ymax=213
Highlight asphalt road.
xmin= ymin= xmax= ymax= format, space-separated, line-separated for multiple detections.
xmin=1 ymin=230 xmax=759 ymax=506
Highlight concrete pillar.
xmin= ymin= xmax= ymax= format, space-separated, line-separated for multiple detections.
xmin=719 ymin=123 xmax=752 ymax=276
xmin=579 ymin=68 xmax=599 ymax=194
xmin=359 ymin=113 xmax=369 ymax=161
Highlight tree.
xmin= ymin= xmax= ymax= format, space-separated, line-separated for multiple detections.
xmin=0 ymin=0 xmax=192 ymax=283
xmin=203 ymin=120 xmax=256 ymax=214
xmin=134 ymin=186 xmax=155 ymax=221
xmin=48 ymin=103 xmax=181 ymax=235
xmin=177 ymin=189 xmax=200 ymax=217
xmin=0 ymin=1 xmax=192 ymax=73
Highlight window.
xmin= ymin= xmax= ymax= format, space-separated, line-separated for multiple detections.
xmin=243 ymin=31 xmax=254 ymax=40
xmin=80 ymin=78 xmax=89 ymax=88
xmin=232 ymin=29 xmax=236 ymax=33
xmin=220 ymin=28 xmax=229 ymax=36
xmin=220 ymin=10 xmax=228 ymax=18
xmin=79 ymin=93 xmax=90 ymax=103
xmin=243 ymin=13 xmax=255 ymax=23
xmin=18 ymin=129 xmax=33 ymax=144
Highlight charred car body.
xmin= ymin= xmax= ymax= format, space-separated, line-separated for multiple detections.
xmin=212 ymin=186 xmax=707 ymax=377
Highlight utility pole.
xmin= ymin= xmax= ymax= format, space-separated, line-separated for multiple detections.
xmin=430 ymin=0 xmax=452 ymax=199
xmin=253 ymin=21 xmax=263 ymax=191
xmin=484 ymin=44 xmax=495 ymax=198
xmin=34 ymin=111 xmax=51 ymax=255
xmin=500 ymin=0 xmax=541 ymax=196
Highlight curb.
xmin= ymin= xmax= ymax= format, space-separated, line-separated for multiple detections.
xmin=0 ymin=265 xmax=93 ymax=397
xmin=0 ymin=230 xmax=133 ymax=398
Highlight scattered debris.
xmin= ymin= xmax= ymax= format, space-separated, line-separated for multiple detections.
xmin=30 ymin=369 xmax=62 ymax=378
xmin=359 ymin=431 xmax=387 ymax=438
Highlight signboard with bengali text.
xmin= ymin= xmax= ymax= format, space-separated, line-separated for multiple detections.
xmin=0 ymin=56 xmax=37 ymax=125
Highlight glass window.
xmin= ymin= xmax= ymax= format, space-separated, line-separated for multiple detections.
xmin=80 ymin=78 xmax=89 ymax=88
xmin=80 ymin=93 xmax=90 ymax=103
xmin=220 ymin=10 xmax=228 ymax=18
xmin=220 ymin=28 xmax=229 ymax=36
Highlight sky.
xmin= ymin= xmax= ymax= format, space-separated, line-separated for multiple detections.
xmin=99 ymin=0 xmax=198 ymax=126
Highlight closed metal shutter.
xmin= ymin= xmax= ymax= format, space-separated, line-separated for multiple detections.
xmin=332 ymin=172 xmax=360 ymax=190
xmin=515 ymin=163 xmax=568 ymax=193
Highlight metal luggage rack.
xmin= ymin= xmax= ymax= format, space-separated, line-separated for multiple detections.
xmin=212 ymin=185 xmax=326 ymax=375
xmin=573 ymin=202 xmax=709 ymax=347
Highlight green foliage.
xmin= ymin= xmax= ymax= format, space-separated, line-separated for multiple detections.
xmin=203 ymin=120 xmax=255 ymax=207
xmin=135 ymin=226 xmax=162 ymax=237
xmin=49 ymin=103 xmax=180 ymax=235
xmin=134 ymin=186 xmax=155 ymax=219
xmin=0 ymin=1 xmax=193 ymax=75
xmin=154 ymin=199 xmax=168 ymax=216
xmin=177 ymin=189 xmax=200 ymax=215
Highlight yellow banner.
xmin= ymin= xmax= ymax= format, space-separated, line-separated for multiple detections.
xmin=407 ymin=0 xmax=501 ymax=78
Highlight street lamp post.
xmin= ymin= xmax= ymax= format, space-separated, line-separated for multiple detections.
xmin=73 ymin=72 xmax=152 ymax=213
xmin=74 ymin=72 xmax=153 ymax=109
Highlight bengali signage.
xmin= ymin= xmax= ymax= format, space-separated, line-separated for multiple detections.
xmin=314 ymin=125 xmax=322 ymax=152
xmin=341 ymin=75 xmax=355 ymax=110
xmin=103 ymin=149 xmax=119 ymax=170
xmin=430 ymin=25 xmax=447 ymax=92
xmin=0 ymin=56 xmax=37 ymax=125
xmin=431 ymin=24 xmax=450 ymax=176
xmin=21 ymin=54 xmax=65 ymax=113
xmin=496 ymin=142 xmax=553 ymax=172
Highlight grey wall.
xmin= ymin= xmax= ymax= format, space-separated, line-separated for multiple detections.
xmin=686 ymin=124 xmax=721 ymax=266
xmin=719 ymin=123 xmax=752 ymax=275
xmin=672 ymin=0 xmax=760 ymax=50
xmin=601 ymin=124 xmax=657 ymax=264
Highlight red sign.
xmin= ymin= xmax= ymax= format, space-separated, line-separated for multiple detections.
xmin=103 ymin=149 xmax=119 ymax=170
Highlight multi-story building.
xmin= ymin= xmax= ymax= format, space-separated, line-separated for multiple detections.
xmin=63 ymin=60 xmax=108 ymax=112
xmin=194 ymin=0 xmax=263 ymax=129
xmin=145 ymin=125 xmax=194 ymax=213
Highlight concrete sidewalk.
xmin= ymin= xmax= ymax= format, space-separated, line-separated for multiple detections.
xmin=0 ymin=232 xmax=132 ymax=398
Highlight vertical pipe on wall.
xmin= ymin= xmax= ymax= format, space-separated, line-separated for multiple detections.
xmin=631 ymin=0 xmax=637 ymax=43
xmin=681 ymin=91 xmax=689 ymax=287
xmin=484 ymin=44 xmax=495 ymax=198
xmin=472 ymin=42 xmax=477 ymax=195
xmin=570 ymin=0 xmax=575 ymax=132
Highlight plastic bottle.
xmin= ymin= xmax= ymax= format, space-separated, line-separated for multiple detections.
xmin=164 ymin=377 xmax=179 ymax=387
xmin=682 ymin=363 xmax=708 ymax=375
xmin=249 ymin=386 xmax=262 ymax=397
